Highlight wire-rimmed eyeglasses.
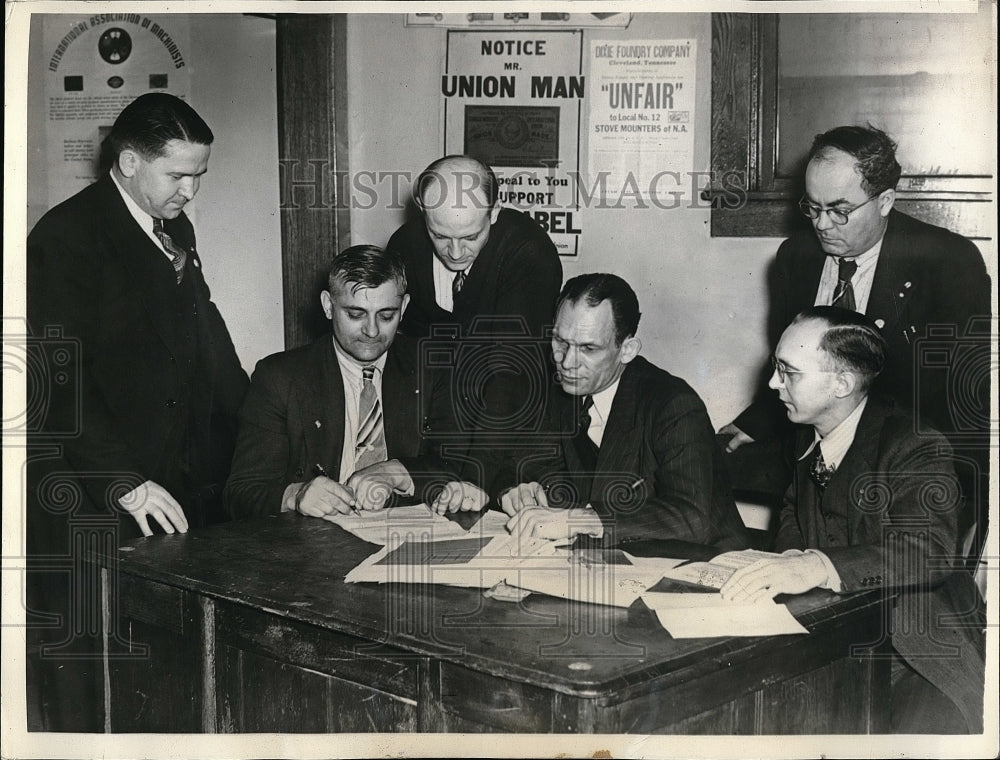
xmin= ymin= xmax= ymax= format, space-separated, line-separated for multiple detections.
xmin=771 ymin=356 xmax=838 ymax=384
xmin=798 ymin=195 xmax=878 ymax=226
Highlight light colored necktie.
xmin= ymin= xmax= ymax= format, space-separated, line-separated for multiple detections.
xmin=355 ymin=366 xmax=387 ymax=471
xmin=152 ymin=218 xmax=187 ymax=284
xmin=831 ymin=257 xmax=858 ymax=312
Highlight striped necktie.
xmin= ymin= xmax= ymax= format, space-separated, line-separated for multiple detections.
xmin=452 ymin=269 xmax=467 ymax=298
xmin=355 ymin=366 xmax=387 ymax=471
xmin=831 ymin=257 xmax=858 ymax=311
xmin=152 ymin=218 xmax=187 ymax=284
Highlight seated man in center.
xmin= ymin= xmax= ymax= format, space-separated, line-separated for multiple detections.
xmin=225 ymin=245 xmax=476 ymax=518
xmin=500 ymin=273 xmax=748 ymax=550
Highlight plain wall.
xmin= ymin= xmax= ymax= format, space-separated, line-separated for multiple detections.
xmin=26 ymin=13 xmax=284 ymax=374
xmin=346 ymin=13 xmax=781 ymax=428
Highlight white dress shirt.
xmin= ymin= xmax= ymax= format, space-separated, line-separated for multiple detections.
xmin=813 ymin=238 xmax=883 ymax=313
xmin=432 ymin=255 xmax=472 ymax=312
xmin=586 ymin=378 xmax=622 ymax=448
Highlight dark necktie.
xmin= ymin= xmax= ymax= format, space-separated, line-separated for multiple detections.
xmin=152 ymin=218 xmax=187 ymax=284
xmin=831 ymin=257 xmax=858 ymax=311
xmin=355 ymin=366 xmax=387 ymax=471
xmin=452 ymin=270 xmax=467 ymax=299
xmin=809 ymin=448 xmax=836 ymax=489
xmin=573 ymin=395 xmax=599 ymax=473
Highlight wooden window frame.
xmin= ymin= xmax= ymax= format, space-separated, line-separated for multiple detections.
xmin=708 ymin=13 xmax=993 ymax=240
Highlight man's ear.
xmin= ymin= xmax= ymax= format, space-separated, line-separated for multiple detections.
xmin=117 ymin=149 xmax=139 ymax=179
xmin=833 ymin=370 xmax=858 ymax=399
xmin=320 ymin=290 xmax=334 ymax=321
xmin=620 ymin=336 xmax=642 ymax=365
xmin=489 ymin=201 xmax=501 ymax=225
xmin=399 ymin=292 xmax=411 ymax=318
xmin=877 ymin=188 xmax=895 ymax=218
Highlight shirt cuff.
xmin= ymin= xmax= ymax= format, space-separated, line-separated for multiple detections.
xmin=782 ymin=548 xmax=842 ymax=592
xmin=281 ymin=482 xmax=304 ymax=513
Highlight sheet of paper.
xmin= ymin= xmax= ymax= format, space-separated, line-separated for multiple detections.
xmin=641 ymin=591 xmax=730 ymax=609
xmin=324 ymin=504 xmax=467 ymax=545
xmin=465 ymin=509 xmax=512 ymax=537
xmin=659 ymin=549 xmax=783 ymax=589
xmin=653 ymin=603 xmax=808 ymax=638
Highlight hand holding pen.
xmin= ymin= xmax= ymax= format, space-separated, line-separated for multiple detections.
xmin=294 ymin=463 xmax=358 ymax=517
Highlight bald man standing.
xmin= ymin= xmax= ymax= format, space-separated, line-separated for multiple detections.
xmin=386 ymin=155 xmax=562 ymax=494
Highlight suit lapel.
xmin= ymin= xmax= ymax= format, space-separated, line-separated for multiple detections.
xmin=301 ymin=339 xmax=346 ymax=475
xmin=587 ymin=361 xmax=642 ymax=502
xmin=866 ymin=211 xmax=907 ymax=335
xmin=98 ymin=177 xmax=182 ymax=356
xmin=823 ymin=398 xmax=884 ymax=540
xmin=382 ymin=339 xmax=420 ymax=459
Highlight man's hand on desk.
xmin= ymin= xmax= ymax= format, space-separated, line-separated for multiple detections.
xmin=506 ymin=506 xmax=603 ymax=541
xmin=431 ymin=481 xmax=489 ymax=514
xmin=346 ymin=460 xmax=413 ymax=511
xmin=717 ymin=423 xmax=755 ymax=453
xmin=118 ymin=480 xmax=189 ymax=536
xmin=499 ymin=481 xmax=549 ymax=516
xmin=295 ymin=477 xmax=356 ymax=517
xmin=719 ymin=552 xmax=828 ymax=603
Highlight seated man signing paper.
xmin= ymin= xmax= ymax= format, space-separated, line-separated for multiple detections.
xmin=225 ymin=245 xmax=483 ymax=518
xmin=719 ymin=306 xmax=985 ymax=733
xmin=499 ymin=273 xmax=747 ymax=550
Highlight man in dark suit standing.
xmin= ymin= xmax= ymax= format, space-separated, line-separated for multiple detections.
xmin=225 ymin=245 xmax=475 ymax=519
xmin=26 ymin=93 xmax=249 ymax=729
xmin=386 ymin=155 xmax=563 ymax=493
xmin=720 ymin=307 xmax=984 ymax=733
xmin=718 ymin=125 xmax=991 ymax=556
xmin=500 ymin=274 xmax=747 ymax=550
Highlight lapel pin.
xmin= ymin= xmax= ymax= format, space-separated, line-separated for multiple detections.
xmin=314 ymin=420 xmax=322 ymax=429
xmin=875 ymin=319 xmax=885 ymax=329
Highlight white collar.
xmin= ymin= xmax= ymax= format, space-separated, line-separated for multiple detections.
xmin=110 ymin=169 xmax=157 ymax=233
xmin=332 ymin=338 xmax=388 ymax=382
xmin=799 ymin=396 xmax=869 ymax=469
xmin=589 ymin=377 xmax=622 ymax=426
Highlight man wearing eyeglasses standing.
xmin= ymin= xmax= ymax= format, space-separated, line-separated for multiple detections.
xmin=719 ymin=125 xmax=991 ymax=563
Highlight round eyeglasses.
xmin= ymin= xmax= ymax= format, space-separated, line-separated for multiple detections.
xmin=798 ymin=195 xmax=878 ymax=226
xmin=771 ymin=356 xmax=838 ymax=384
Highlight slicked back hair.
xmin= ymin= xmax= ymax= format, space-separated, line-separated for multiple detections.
xmin=328 ymin=245 xmax=407 ymax=296
xmin=807 ymin=124 xmax=902 ymax=197
xmin=793 ymin=305 xmax=887 ymax=392
xmin=557 ymin=273 xmax=641 ymax=347
xmin=105 ymin=92 xmax=213 ymax=164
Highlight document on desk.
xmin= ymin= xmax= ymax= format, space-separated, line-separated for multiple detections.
xmin=641 ymin=591 xmax=809 ymax=638
xmin=323 ymin=504 xmax=467 ymax=545
xmin=346 ymin=534 xmax=681 ymax=606
xmin=658 ymin=549 xmax=783 ymax=589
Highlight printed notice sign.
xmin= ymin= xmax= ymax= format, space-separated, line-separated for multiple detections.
xmin=587 ymin=39 xmax=696 ymax=202
xmin=443 ymin=31 xmax=584 ymax=256
xmin=43 ymin=14 xmax=191 ymax=208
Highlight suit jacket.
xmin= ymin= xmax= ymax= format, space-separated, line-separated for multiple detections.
xmin=387 ymin=207 xmax=563 ymax=488
xmin=224 ymin=335 xmax=460 ymax=518
xmin=388 ymin=207 xmax=562 ymax=341
xmin=26 ymin=174 xmax=249 ymax=549
xmin=513 ymin=357 xmax=748 ymax=550
xmin=776 ymin=395 xmax=985 ymax=731
xmin=736 ymin=209 xmax=991 ymax=441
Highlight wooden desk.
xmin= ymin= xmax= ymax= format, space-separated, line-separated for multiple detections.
xmin=99 ymin=513 xmax=890 ymax=733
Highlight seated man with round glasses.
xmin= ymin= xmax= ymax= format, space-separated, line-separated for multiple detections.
xmin=717 ymin=124 xmax=991 ymax=563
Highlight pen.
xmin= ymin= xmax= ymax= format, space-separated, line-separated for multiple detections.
xmin=313 ymin=463 xmax=329 ymax=478
xmin=629 ymin=478 xmax=645 ymax=491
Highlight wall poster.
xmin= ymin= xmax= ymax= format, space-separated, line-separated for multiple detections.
xmin=43 ymin=14 xmax=191 ymax=208
xmin=587 ymin=39 xmax=696 ymax=204
xmin=443 ymin=30 xmax=583 ymax=256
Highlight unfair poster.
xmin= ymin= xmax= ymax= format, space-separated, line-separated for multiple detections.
xmin=43 ymin=14 xmax=191 ymax=208
xmin=443 ymin=31 xmax=583 ymax=256
xmin=587 ymin=39 xmax=696 ymax=203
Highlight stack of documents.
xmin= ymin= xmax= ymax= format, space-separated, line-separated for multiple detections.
xmin=345 ymin=532 xmax=684 ymax=608
xmin=323 ymin=504 xmax=473 ymax=545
